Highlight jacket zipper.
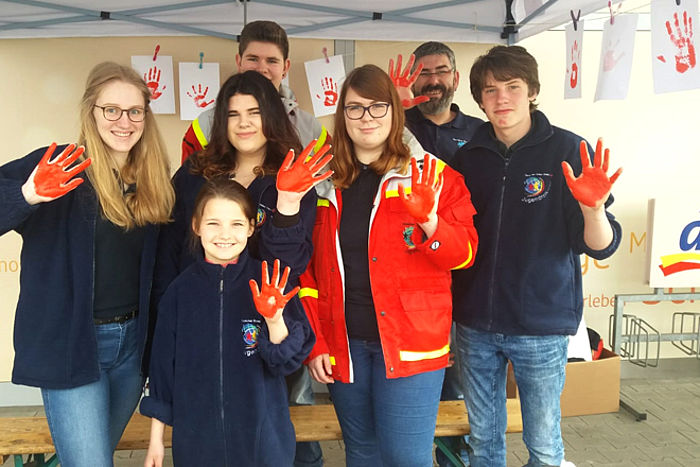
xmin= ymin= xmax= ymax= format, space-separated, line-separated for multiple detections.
xmin=218 ymin=269 xmax=228 ymax=464
xmin=487 ymin=152 xmax=510 ymax=329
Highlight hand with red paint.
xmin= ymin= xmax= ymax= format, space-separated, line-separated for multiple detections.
xmin=21 ymin=143 xmax=92 ymax=205
xmin=657 ymin=11 xmax=696 ymax=74
xmin=562 ymin=139 xmax=622 ymax=209
xmin=398 ymin=154 xmax=443 ymax=224
xmin=249 ymin=259 xmax=300 ymax=321
xmin=276 ymin=140 xmax=333 ymax=215
xmin=144 ymin=66 xmax=166 ymax=100
xmin=388 ymin=54 xmax=430 ymax=109
xmin=315 ymin=77 xmax=338 ymax=106
xmin=186 ymin=84 xmax=214 ymax=108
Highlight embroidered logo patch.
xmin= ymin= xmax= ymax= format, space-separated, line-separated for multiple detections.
xmin=242 ymin=321 xmax=261 ymax=356
xmin=256 ymin=207 xmax=267 ymax=228
xmin=453 ymin=138 xmax=467 ymax=148
xmin=402 ymin=225 xmax=416 ymax=249
xmin=521 ymin=174 xmax=552 ymax=204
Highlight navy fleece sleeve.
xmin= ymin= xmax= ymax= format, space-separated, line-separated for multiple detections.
xmin=257 ymin=297 xmax=315 ymax=376
xmin=140 ymin=287 xmax=177 ymax=425
xmin=0 ymin=148 xmax=48 ymax=235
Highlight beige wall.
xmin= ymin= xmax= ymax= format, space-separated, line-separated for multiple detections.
xmin=2 ymin=30 xmax=700 ymax=382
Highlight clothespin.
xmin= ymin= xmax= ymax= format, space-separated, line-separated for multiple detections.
xmin=607 ymin=1 xmax=622 ymax=25
xmin=676 ymin=0 xmax=681 ymax=6
xmin=570 ymin=9 xmax=581 ymax=31
xmin=322 ymin=47 xmax=330 ymax=64
xmin=153 ymin=44 xmax=160 ymax=61
xmin=199 ymin=52 xmax=204 ymax=69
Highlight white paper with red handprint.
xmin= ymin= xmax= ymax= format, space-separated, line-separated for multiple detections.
xmin=304 ymin=54 xmax=346 ymax=118
xmin=651 ymin=0 xmax=700 ymax=94
xmin=564 ymin=22 xmax=584 ymax=99
xmin=594 ymin=14 xmax=638 ymax=101
xmin=131 ymin=55 xmax=175 ymax=114
xmin=178 ymin=62 xmax=220 ymax=121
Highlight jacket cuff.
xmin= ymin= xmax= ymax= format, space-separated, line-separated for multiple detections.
xmin=272 ymin=211 xmax=301 ymax=228
xmin=0 ymin=180 xmax=37 ymax=230
xmin=139 ymin=396 xmax=173 ymax=426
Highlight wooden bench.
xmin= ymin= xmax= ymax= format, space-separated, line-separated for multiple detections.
xmin=1 ymin=399 xmax=522 ymax=466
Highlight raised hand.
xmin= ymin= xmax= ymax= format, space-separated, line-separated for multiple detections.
xmin=398 ymin=154 xmax=443 ymax=223
xmin=249 ymin=259 xmax=300 ymax=320
xmin=276 ymin=140 xmax=334 ymax=194
xmin=22 ymin=143 xmax=92 ymax=205
xmin=562 ymin=139 xmax=622 ymax=208
xmin=388 ymin=54 xmax=430 ymax=109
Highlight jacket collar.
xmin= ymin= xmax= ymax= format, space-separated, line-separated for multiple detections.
xmin=195 ymin=248 xmax=252 ymax=283
xmin=466 ymin=110 xmax=554 ymax=154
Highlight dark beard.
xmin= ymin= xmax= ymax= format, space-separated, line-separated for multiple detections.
xmin=415 ymin=84 xmax=454 ymax=115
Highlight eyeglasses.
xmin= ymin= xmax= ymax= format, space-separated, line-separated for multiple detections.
xmin=344 ymin=103 xmax=390 ymax=120
xmin=418 ymin=68 xmax=455 ymax=79
xmin=94 ymin=105 xmax=147 ymax=122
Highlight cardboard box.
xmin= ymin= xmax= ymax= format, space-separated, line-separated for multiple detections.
xmin=506 ymin=348 xmax=621 ymax=417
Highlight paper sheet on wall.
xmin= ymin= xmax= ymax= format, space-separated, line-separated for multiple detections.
xmin=651 ymin=0 xmax=700 ymax=94
xmin=304 ymin=55 xmax=346 ymax=118
xmin=565 ymin=22 xmax=584 ymax=99
xmin=179 ymin=63 xmax=220 ymax=121
xmin=594 ymin=14 xmax=638 ymax=101
xmin=131 ymin=55 xmax=176 ymax=114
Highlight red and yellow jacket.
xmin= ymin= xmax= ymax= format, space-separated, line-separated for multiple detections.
xmin=299 ymin=149 xmax=478 ymax=382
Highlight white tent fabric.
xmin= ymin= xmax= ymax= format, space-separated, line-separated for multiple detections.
xmin=0 ymin=0 xmax=611 ymax=43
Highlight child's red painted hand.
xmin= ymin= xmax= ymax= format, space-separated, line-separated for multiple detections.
xmin=276 ymin=140 xmax=334 ymax=194
xmin=249 ymin=259 xmax=300 ymax=320
xmin=23 ymin=143 xmax=91 ymax=204
xmin=398 ymin=154 xmax=444 ymax=223
xmin=388 ymin=54 xmax=430 ymax=109
xmin=562 ymin=139 xmax=622 ymax=208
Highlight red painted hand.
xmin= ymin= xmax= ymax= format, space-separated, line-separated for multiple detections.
xmin=144 ymin=66 xmax=166 ymax=100
xmin=388 ymin=54 xmax=430 ymax=109
xmin=398 ymin=154 xmax=444 ymax=223
xmin=33 ymin=143 xmax=92 ymax=199
xmin=276 ymin=140 xmax=334 ymax=194
xmin=249 ymin=260 xmax=300 ymax=319
xmin=562 ymin=139 xmax=622 ymax=208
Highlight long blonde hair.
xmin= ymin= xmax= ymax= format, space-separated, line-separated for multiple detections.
xmin=79 ymin=62 xmax=174 ymax=228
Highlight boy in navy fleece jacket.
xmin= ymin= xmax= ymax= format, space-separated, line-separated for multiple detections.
xmin=450 ymin=45 xmax=622 ymax=467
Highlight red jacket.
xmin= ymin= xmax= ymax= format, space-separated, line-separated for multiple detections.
xmin=299 ymin=149 xmax=478 ymax=382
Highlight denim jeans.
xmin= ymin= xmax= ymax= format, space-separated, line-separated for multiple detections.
xmin=327 ymin=339 xmax=444 ymax=467
xmin=456 ymin=325 xmax=568 ymax=467
xmin=41 ymin=318 xmax=144 ymax=467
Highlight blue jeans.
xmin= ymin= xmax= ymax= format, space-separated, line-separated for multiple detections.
xmin=456 ymin=325 xmax=568 ymax=467
xmin=42 ymin=318 xmax=144 ymax=467
xmin=327 ymin=339 xmax=444 ymax=467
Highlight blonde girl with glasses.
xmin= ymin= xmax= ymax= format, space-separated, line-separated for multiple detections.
xmin=0 ymin=61 xmax=174 ymax=466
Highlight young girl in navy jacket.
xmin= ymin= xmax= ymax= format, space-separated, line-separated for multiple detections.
xmin=141 ymin=177 xmax=315 ymax=467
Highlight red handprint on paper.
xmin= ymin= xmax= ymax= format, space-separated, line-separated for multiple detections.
xmin=603 ymin=40 xmax=624 ymax=72
xmin=144 ymin=66 xmax=166 ymax=100
xmin=186 ymin=84 xmax=214 ymax=108
xmin=657 ymin=11 xmax=696 ymax=74
xmin=569 ymin=40 xmax=580 ymax=88
xmin=315 ymin=77 xmax=338 ymax=106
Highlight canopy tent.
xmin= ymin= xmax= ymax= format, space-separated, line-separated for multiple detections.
xmin=1 ymin=0 xmax=613 ymax=44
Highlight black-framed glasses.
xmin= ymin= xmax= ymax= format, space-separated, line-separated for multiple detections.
xmin=94 ymin=105 xmax=147 ymax=122
xmin=344 ymin=103 xmax=390 ymax=120
xmin=418 ymin=68 xmax=454 ymax=79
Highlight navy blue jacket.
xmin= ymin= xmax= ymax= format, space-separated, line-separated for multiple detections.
xmin=0 ymin=145 xmax=158 ymax=388
xmin=140 ymin=250 xmax=314 ymax=467
xmin=405 ymin=104 xmax=483 ymax=165
xmin=152 ymin=159 xmax=317 ymax=307
xmin=451 ymin=111 xmax=622 ymax=336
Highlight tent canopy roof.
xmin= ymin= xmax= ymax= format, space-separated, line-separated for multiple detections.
xmin=1 ymin=0 xmax=612 ymax=43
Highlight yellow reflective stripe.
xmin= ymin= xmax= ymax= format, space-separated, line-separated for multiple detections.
xmin=298 ymin=287 xmax=318 ymax=299
xmin=451 ymin=242 xmax=474 ymax=270
xmin=315 ymin=127 xmax=329 ymax=151
xmin=399 ymin=344 xmax=450 ymax=362
xmin=192 ymin=118 xmax=208 ymax=148
xmin=317 ymin=198 xmax=330 ymax=207
xmin=385 ymin=187 xmax=411 ymax=198
xmin=329 ymin=356 xmax=336 ymax=365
